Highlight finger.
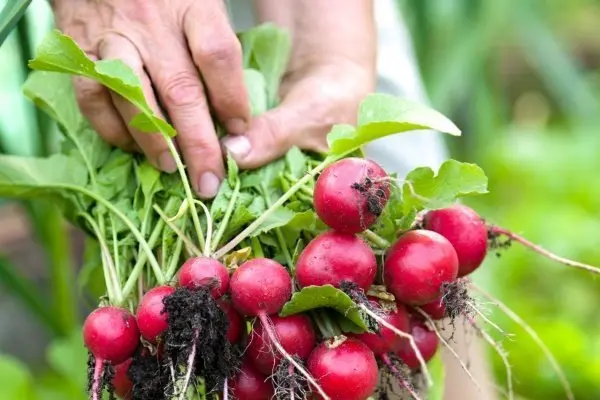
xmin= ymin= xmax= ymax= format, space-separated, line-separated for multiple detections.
xmin=145 ymin=38 xmax=224 ymax=198
xmin=221 ymin=93 xmax=329 ymax=170
xmin=184 ymin=1 xmax=250 ymax=134
xmin=72 ymin=74 xmax=135 ymax=151
xmin=98 ymin=35 xmax=176 ymax=173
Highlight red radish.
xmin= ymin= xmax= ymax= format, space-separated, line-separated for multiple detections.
xmin=396 ymin=319 xmax=439 ymax=369
xmin=178 ymin=256 xmax=229 ymax=298
xmin=229 ymin=359 xmax=274 ymax=400
xmin=247 ymin=314 xmax=316 ymax=375
xmin=424 ymin=204 xmax=488 ymax=276
xmin=136 ymin=285 xmax=175 ymax=343
xmin=229 ymin=258 xmax=292 ymax=317
xmin=307 ymin=336 xmax=378 ymax=400
xmin=83 ymin=306 xmax=139 ymax=400
xmin=349 ymin=300 xmax=409 ymax=355
xmin=418 ymin=297 xmax=447 ymax=320
xmin=314 ymin=157 xmax=390 ymax=234
xmin=112 ymin=358 xmax=133 ymax=400
xmin=384 ymin=230 xmax=459 ymax=305
xmin=218 ymin=299 xmax=244 ymax=344
xmin=296 ymin=231 xmax=377 ymax=290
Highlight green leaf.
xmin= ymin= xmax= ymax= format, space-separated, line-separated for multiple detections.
xmin=244 ymin=68 xmax=268 ymax=115
xmin=0 ymin=0 xmax=32 ymax=47
xmin=426 ymin=352 xmax=446 ymax=400
xmin=241 ymin=158 xmax=286 ymax=190
xmin=29 ymin=30 xmax=175 ymax=137
xmin=402 ymin=159 xmax=488 ymax=213
xmin=46 ymin=329 xmax=89 ymax=389
xmin=285 ymin=147 xmax=308 ymax=179
xmin=280 ymin=285 xmax=369 ymax=331
xmin=326 ymin=94 xmax=461 ymax=156
xmin=0 ymin=355 xmax=36 ymax=399
xmin=23 ymin=71 xmax=111 ymax=171
xmin=96 ymin=149 xmax=135 ymax=200
xmin=250 ymin=207 xmax=296 ymax=237
xmin=0 ymin=154 xmax=88 ymax=200
xmin=227 ymin=154 xmax=240 ymax=187
xmin=77 ymin=237 xmax=106 ymax=300
xmin=239 ymin=23 xmax=291 ymax=107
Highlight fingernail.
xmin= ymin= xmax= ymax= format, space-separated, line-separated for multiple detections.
xmin=222 ymin=135 xmax=252 ymax=160
xmin=225 ymin=118 xmax=247 ymax=135
xmin=198 ymin=172 xmax=221 ymax=198
xmin=158 ymin=151 xmax=177 ymax=173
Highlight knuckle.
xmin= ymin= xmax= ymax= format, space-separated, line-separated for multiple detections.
xmin=160 ymin=71 xmax=204 ymax=109
xmin=195 ymin=37 xmax=241 ymax=67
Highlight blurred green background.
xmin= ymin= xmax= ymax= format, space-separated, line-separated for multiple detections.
xmin=1 ymin=0 xmax=599 ymax=399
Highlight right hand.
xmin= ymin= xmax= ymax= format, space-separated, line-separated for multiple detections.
xmin=52 ymin=0 xmax=250 ymax=198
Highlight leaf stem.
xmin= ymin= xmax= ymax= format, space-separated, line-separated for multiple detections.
xmin=192 ymin=200 xmax=212 ymax=257
xmin=261 ymin=184 xmax=293 ymax=267
xmin=214 ymin=157 xmax=333 ymax=259
xmin=211 ymin=180 xmax=241 ymax=252
xmin=154 ymin=204 xmax=202 ymax=257
xmin=361 ymin=230 xmax=390 ymax=248
xmin=166 ymin=138 xmax=205 ymax=252
xmin=250 ymin=237 xmax=264 ymax=258
xmin=165 ymin=237 xmax=185 ymax=281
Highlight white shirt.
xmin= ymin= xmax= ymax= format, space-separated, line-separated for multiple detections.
xmin=226 ymin=0 xmax=448 ymax=177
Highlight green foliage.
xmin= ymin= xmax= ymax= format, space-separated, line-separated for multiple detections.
xmin=0 ymin=0 xmax=32 ymax=47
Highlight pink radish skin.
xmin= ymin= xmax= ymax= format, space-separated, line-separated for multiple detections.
xmin=307 ymin=336 xmax=378 ymax=400
xmin=350 ymin=300 xmax=410 ymax=355
xmin=83 ymin=306 xmax=140 ymax=400
xmin=217 ymin=299 xmax=243 ymax=344
xmin=424 ymin=204 xmax=488 ymax=277
xmin=112 ymin=358 xmax=133 ymax=400
xmin=418 ymin=297 xmax=447 ymax=320
xmin=314 ymin=157 xmax=390 ymax=234
xmin=178 ymin=257 xmax=229 ymax=298
xmin=229 ymin=258 xmax=292 ymax=317
xmin=296 ymin=231 xmax=377 ymax=291
xmin=384 ymin=230 xmax=459 ymax=305
xmin=247 ymin=314 xmax=316 ymax=375
xmin=136 ymin=285 xmax=175 ymax=343
xmin=396 ymin=319 xmax=439 ymax=370
xmin=230 ymin=359 xmax=274 ymax=400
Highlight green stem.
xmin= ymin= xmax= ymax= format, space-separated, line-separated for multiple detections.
xmin=261 ymin=184 xmax=293 ymax=268
xmin=154 ymin=204 xmax=202 ymax=257
xmin=166 ymin=138 xmax=205 ymax=252
xmin=60 ymin=184 xmax=164 ymax=285
xmin=121 ymin=217 xmax=165 ymax=301
xmin=211 ymin=180 xmax=241 ymax=252
xmin=110 ymin=216 xmax=121 ymax=282
xmin=191 ymin=200 xmax=212 ymax=257
xmin=79 ymin=212 xmax=122 ymax=304
xmin=361 ymin=230 xmax=391 ymax=248
xmin=318 ymin=309 xmax=341 ymax=337
xmin=165 ymin=238 xmax=185 ymax=281
xmin=214 ymin=157 xmax=335 ymax=259
xmin=311 ymin=311 xmax=332 ymax=338
xmin=250 ymin=237 xmax=264 ymax=258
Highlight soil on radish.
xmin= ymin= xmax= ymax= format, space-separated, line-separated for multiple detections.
xmin=163 ymin=286 xmax=241 ymax=392
xmin=128 ymin=349 xmax=170 ymax=400
xmin=273 ymin=357 xmax=309 ymax=400
xmin=378 ymin=354 xmax=418 ymax=400
xmin=440 ymin=279 xmax=473 ymax=323
xmin=487 ymin=227 xmax=512 ymax=257
xmin=350 ymin=176 xmax=388 ymax=217
xmin=87 ymin=353 xmax=116 ymax=399
xmin=340 ymin=281 xmax=380 ymax=332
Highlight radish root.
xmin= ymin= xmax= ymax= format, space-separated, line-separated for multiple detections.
xmin=381 ymin=353 xmax=422 ymax=400
xmin=472 ymin=284 xmax=574 ymax=400
xmin=359 ymin=304 xmax=433 ymax=387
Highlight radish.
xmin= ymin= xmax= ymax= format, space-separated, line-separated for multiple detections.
xmin=307 ymin=336 xmax=378 ymax=400
xmin=418 ymin=297 xmax=447 ymax=320
xmin=314 ymin=157 xmax=390 ymax=234
xmin=112 ymin=358 xmax=133 ymax=400
xmin=349 ymin=300 xmax=409 ymax=355
xmin=247 ymin=314 xmax=316 ymax=375
xmin=136 ymin=285 xmax=175 ymax=343
xmin=229 ymin=258 xmax=330 ymax=399
xmin=218 ymin=299 xmax=244 ymax=344
xmin=384 ymin=230 xmax=459 ymax=305
xmin=396 ymin=319 xmax=439 ymax=369
xmin=424 ymin=204 xmax=488 ymax=276
xmin=296 ymin=231 xmax=377 ymax=291
xmin=229 ymin=359 xmax=274 ymax=400
xmin=178 ymin=256 xmax=229 ymax=298
xmin=83 ymin=306 xmax=140 ymax=400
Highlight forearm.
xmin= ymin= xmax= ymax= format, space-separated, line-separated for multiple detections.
xmin=254 ymin=0 xmax=376 ymax=72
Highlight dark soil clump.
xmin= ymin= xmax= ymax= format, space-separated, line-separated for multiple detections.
xmin=441 ymin=279 xmax=473 ymax=323
xmin=128 ymin=349 xmax=169 ymax=400
xmin=273 ymin=358 xmax=309 ymax=400
xmin=163 ymin=286 xmax=241 ymax=393
xmin=487 ymin=227 xmax=512 ymax=257
xmin=340 ymin=280 xmax=380 ymax=332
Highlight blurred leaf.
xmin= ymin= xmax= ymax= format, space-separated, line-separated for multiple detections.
xmin=46 ymin=329 xmax=88 ymax=388
xmin=0 ymin=0 xmax=32 ymax=47
xmin=427 ymin=352 xmax=446 ymax=400
xmin=244 ymin=68 xmax=267 ymax=116
xmin=0 ymin=354 xmax=37 ymax=399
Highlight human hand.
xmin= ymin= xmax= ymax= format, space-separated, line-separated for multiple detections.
xmin=222 ymin=0 xmax=377 ymax=169
xmin=52 ymin=0 xmax=250 ymax=198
